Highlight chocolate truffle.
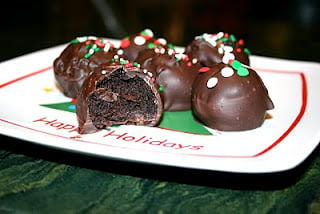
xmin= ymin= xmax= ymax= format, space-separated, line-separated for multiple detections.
xmin=140 ymin=52 xmax=201 ymax=111
xmin=53 ymin=36 xmax=121 ymax=98
xmin=76 ymin=62 xmax=163 ymax=134
xmin=185 ymin=32 xmax=251 ymax=67
xmin=192 ymin=61 xmax=274 ymax=131
xmin=120 ymin=29 xmax=171 ymax=61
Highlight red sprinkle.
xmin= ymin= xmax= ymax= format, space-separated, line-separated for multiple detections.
xmin=238 ymin=39 xmax=244 ymax=45
xmin=236 ymin=47 xmax=242 ymax=53
xmin=120 ymin=39 xmax=130 ymax=48
xmin=198 ymin=67 xmax=210 ymax=73
xmin=71 ymin=98 xmax=77 ymax=104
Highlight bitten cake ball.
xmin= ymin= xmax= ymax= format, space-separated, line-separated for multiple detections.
xmin=53 ymin=36 xmax=122 ymax=98
xmin=140 ymin=52 xmax=201 ymax=111
xmin=76 ymin=62 xmax=163 ymax=134
xmin=192 ymin=61 xmax=274 ymax=131
xmin=185 ymin=32 xmax=251 ymax=67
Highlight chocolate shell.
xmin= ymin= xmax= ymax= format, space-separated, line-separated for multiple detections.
xmin=192 ymin=62 xmax=274 ymax=131
xmin=76 ymin=63 xmax=163 ymax=134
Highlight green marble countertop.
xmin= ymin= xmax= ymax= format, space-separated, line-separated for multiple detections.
xmin=1 ymin=135 xmax=320 ymax=213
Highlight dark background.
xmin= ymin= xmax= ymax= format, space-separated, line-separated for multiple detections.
xmin=1 ymin=0 xmax=319 ymax=62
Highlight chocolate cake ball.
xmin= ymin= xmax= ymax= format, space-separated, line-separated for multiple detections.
xmin=76 ymin=62 xmax=163 ymax=134
xmin=53 ymin=36 xmax=122 ymax=98
xmin=120 ymin=28 xmax=173 ymax=61
xmin=192 ymin=61 xmax=274 ymax=131
xmin=140 ymin=52 xmax=201 ymax=111
xmin=185 ymin=32 xmax=251 ymax=67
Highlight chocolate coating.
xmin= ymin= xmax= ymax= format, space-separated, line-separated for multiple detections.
xmin=192 ymin=63 xmax=274 ymax=131
xmin=76 ymin=64 xmax=163 ymax=134
xmin=53 ymin=36 xmax=120 ymax=98
xmin=140 ymin=53 xmax=201 ymax=111
xmin=185 ymin=32 xmax=251 ymax=67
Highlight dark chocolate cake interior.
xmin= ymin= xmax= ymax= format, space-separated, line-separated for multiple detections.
xmin=87 ymin=68 xmax=158 ymax=128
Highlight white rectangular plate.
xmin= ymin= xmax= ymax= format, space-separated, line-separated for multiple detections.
xmin=1 ymin=42 xmax=320 ymax=173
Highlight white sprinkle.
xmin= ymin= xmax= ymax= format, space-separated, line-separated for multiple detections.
xmin=103 ymin=43 xmax=110 ymax=52
xmin=114 ymin=55 xmax=119 ymax=60
xmin=89 ymin=49 xmax=94 ymax=54
xmin=221 ymin=67 xmax=234 ymax=77
xmin=101 ymin=70 xmax=107 ymax=75
xmin=160 ymin=47 xmax=166 ymax=54
xmin=217 ymin=32 xmax=224 ymax=38
xmin=222 ymin=53 xmax=235 ymax=64
xmin=117 ymin=49 xmax=124 ymax=55
xmin=88 ymin=36 xmax=97 ymax=40
xmin=207 ymin=77 xmax=218 ymax=88
xmin=224 ymin=46 xmax=233 ymax=53
xmin=147 ymin=72 xmax=153 ymax=77
xmin=134 ymin=36 xmax=146 ymax=45
xmin=144 ymin=29 xmax=154 ymax=37
xmin=157 ymin=38 xmax=167 ymax=45
xmin=192 ymin=58 xmax=198 ymax=64
xmin=143 ymin=69 xmax=148 ymax=73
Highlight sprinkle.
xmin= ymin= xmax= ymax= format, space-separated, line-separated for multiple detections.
xmin=187 ymin=62 xmax=192 ymax=67
xmin=207 ymin=77 xmax=218 ymax=88
xmin=148 ymin=43 xmax=156 ymax=49
xmin=134 ymin=36 xmax=146 ymax=45
xmin=71 ymin=98 xmax=77 ymax=104
xmin=230 ymin=34 xmax=236 ymax=42
xmin=155 ymin=38 xmax=167 ymax=45
xmin=235 ymin=47 xmax=242 ymax=53
xmin=237 ymin=66 xmax=249 ymax=77
xmin=198 ymin=67 xmax=210 ymax=73
xmin=158 ymin=86 xmax=164 ymax=91
xmin=101 ymin=70 xmax=107 ymax=74
xmin=120 ymin=38 xmax=130 ymax=48
xmin=223 ymin=46 xmax=233 ymax=53
xmin=244 ymin=48 xmax=251 ymax=55
xmin=141 ymin=29 xmax=154 ymax=37
xmin=222 ymin=53 xmax=235 ymax=64
xmin=192 ymin=58 xmax=198 ymax=64
xmin=133 ymin=62 xmax=140 ymax=67
xmin=147 ymin=72 xmax=153 ymax=77
xmin=238 ymin=39 xmax=244 ymax=45
xmin=221 ymin=67 xmax=234 ymax=77
xmin=231 ymin=60 xmax=242 ymax=70
xmin=117 ymin=49 xmax=124 ymax=55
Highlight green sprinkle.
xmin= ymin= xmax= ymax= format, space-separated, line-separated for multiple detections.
xmin=94 ymin=47 xmax=100 ymax=52
xmin=70 ymin=39 xmax=80 ymax=44
xmin=158 ymin=86 xmax=164 ymax=92
xmin=244 ymin=48 xmax=251 ymax=55
xmin=148 ymin=43 xmax=156 ymax=49
xmin=133 ymin=62 xmax=139 ymax=67
xmin=120 ymin=60 xmax=125 ymax=65
xmin=231 ymin=60 xmax=242 ymax=70
xmin=237 ymin=67 xmax=249 ymax=77
xmin=168 ymin=43 xmax=175 ymax=49
xmin=221 ymin=37 xmax=228 ymax=42
xmin=85 ymin=43 xmax=93 ymax=49
xmin=230 ymin=34 xmax=236 ymax=42
xmin=84 ymin=53 xmax=91 ymax=58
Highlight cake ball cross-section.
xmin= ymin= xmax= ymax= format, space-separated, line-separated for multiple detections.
xmin=76 ymin=63 xmax=163 ymax=134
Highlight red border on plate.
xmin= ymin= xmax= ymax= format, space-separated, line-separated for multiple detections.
xmin=0 ymin=66 xmax=308 ymax=159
